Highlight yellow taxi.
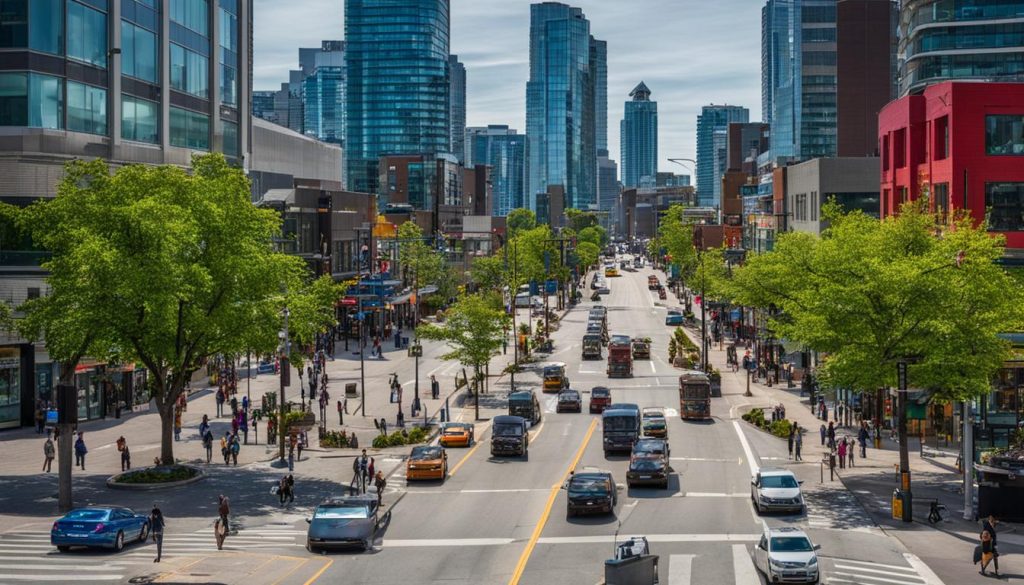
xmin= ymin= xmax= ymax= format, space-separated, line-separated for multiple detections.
xmin=406 ymin=445 xmax=448 ymax=481
xmin=438 ymin=422 xmax=474 ymax=447
xmin=543 ymin=364 xmax=568 ymax=392
xmin=604 ymin=264 xmax=619 ymax=277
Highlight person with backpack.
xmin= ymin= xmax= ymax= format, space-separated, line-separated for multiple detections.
xmin=43 ymin=435 xmax=55 ymax=473
xmin=279 ymin=475 xmax=295 ymax=505
xmin=201 ymin=428 xmax=214 ymax=463
xmin=74 ymin=432 xmax=87 ymax=470
xmin=199 ymin=414 xmax=210 ymax=440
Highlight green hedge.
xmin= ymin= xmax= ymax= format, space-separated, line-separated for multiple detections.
xmin=742 ymin=408 xmax=793 ymax=439
xmin=371 ymin=426 xmax=430 ymax=449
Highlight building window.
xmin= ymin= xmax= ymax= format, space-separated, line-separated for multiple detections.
xmin=121 ymin=21 xmax=157 ymax=83
xmin=170 ymin=0 xmax=208 ymax=36
xmin=170 ymin=43 xmax=209 ymax=98
xmin=811 ymin=191 xmax=818 ymax=222
xmin=67 ymin=1 xmax=107 ymax=68
xmin=934 ymin=116 xmax=949 ymax=160
xmin=0 ymin=72 xmax=64 ymax=129
xmin=894 ymin=128 xmax=906 ymax=168
xmin=0 ymin=347 xmax=22 ymax=427
xmin=122 ymin=94 xmax=158 ymax=143
xmin=220 ymin=64 xmax=236 ymax=106
xmin=67 ymin=80 xmax=106 ymax=135
xmin=0 ymin=0 xmax=27 ymax=48
xmin=30 ymin=0 xmax=63 ymax=54
xmin=986 ymin=115 xmax=1024 ymax=155
xmin=933 ymin=183 xmax=949 ymax=222
xmin=882 ymin=135 xmax=890 ymax=170
xmin=986 ymin=183 xmax=1024 ymax=232
xmin=170 ymin=106 xmax=208 ymax=150
xmin=221 ymin=119 xmax=237 ymax=157
xmin=0 ymin=73 xmax=27 ymax=126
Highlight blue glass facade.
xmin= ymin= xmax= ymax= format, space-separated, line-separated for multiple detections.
xmin=526 ymin=2 xmax=598 ymax=213
xmin=303 ymin=66 xmax=345 ymax=145
xmin=620 ymin=82 xmax=657 ymax=189
xmin=449 ymin=55 xmax=466 ymax=162
xmin=345 ymin=0 xmax=451 ymax=195
xmin=696 ymin=105 xmax=748 ymax=207
xmin=591 ymin=38 xmax=608 ymax=155
xmin=900 ymin=0 xmax=1024 ymax=96
xmin=467 ymin=125 xmax=527 ymax=216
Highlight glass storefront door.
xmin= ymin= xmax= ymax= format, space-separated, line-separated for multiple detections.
xmin=0 ymin=348 xmax=21 ymax=429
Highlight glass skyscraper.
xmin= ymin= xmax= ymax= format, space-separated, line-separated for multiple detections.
xmin=526 ymin=2 xmax=599 ymax=213
xmin=591 ymin=38 xmax=608 ymax=156
xmin=345 ymin=0 xmax=450 ymax=195
xmin=449 ymin=55 xmax=466 ymax=163
xmin=620 ymin=82 xmax=658 ymax=189
xmin=466 ymin=125 xmax=527 ymax=217
xmin=303 ymin=65 xmax=345 ymax=145
xmin=696 ymin=105 xmax=749 ymax=207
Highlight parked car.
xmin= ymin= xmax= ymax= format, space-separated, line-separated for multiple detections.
xmin=564 ymin=467 xmax=617 ymax=517
xmin=752 ymin=526 xmax=820 ymax=584
xmin=51 ymin=507 xmax=150 ymax=552
xmin=751 ymin=468 xmax=804 ymax=514
xmin=589 ymin=386 xmax=612 ymax=413
xmin=306 ymin=495 xmax=381 ymax=552
xmin=556 ymin=389 xmax=582 ymax=413
xmin=665 ymin=310 xmax=684 ymax=325
xmin=597 ymin=281 xmax=611 ymax=295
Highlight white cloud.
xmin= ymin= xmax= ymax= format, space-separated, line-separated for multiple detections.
xmin=253 ymin=0 xmax=762 ymax=174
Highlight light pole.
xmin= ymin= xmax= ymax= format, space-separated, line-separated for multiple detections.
xmin=699 ymin=252 xmax=708 ymax=373
xmin=412 ymin=266 xmax=421 ymax=416
xmin=278 ymin=307 xmax=290 ymax=463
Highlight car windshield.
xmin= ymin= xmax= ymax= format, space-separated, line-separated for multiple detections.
xmin=559 ymin=392 xmax=579 ymax=401
xmin=631 ymin=457 xmax=663 ymax=471
xmin=410 ymin=447 xmax=442 ymax=461
xmin=604 ymin=416 xmax=637 ymax=431
xmin=569 ymin=476 xmax=608 ymax=495
xmin=643 ymin=419 xmax=665 ymax=427
xmin=65 ymin=509 xmax=110 ymax=521
xmin=314 ymin=504 xmax=370 ymax=519
xmin=442 ymin=427 xmax=465 ymax=435
xmin=771 ymin=536 xmax=813 ymax=552
xmin=543 ymin=368 xmax=563 ymax=378
xmin=592 ymin=388 xmax=610 ymax=398
xmin=761 ymin=475 xmax=799 ymax=489
xmin=493 ymin=423 xmax=522 ymax=437
xmin=610 ymin=335 xmax=630 ymax=345
xmin=634 ymin=441 xmax=665 ymax=454
xmin=668 ymin=311 xmax=680 ymax=316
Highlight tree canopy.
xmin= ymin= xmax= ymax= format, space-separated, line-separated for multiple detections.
xmin=565 ymin=208 xmax=599 ymax=232
xmin=418 ymin=292 xmax=508 ymax=375
xmin=650 ymin=203 xmax=696 ymax=276
xmin=506 ymin=208 xmax=537 ymax=238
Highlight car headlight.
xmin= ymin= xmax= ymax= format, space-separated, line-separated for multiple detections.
xmin=759 ymin=495 xmax=769 ymax=501
xmin=808 ymin=557 xmax=818 ymax=566
xmin=769 ymin=559 xmax=785 ymax=569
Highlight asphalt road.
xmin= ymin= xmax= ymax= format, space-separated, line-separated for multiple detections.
xmin=0 ymin=259 xmax=945 ymax=585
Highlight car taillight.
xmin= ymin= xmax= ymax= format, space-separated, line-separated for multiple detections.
xmin=93 ymin=523 xmax=105 ymax=533
xmin=52 ymin=522 xmax=58 ymax=531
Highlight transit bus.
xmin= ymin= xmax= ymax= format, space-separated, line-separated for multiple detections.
xmin=678 ymin=371 xmax=711 ymax=420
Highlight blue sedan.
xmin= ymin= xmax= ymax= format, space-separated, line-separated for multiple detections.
xmin=51 ymin=507 xmax=150 ymax=552
xmin=665 ymin=310 xmax=685 ymax=325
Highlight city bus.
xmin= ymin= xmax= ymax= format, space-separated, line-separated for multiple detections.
xmin=678 ymin=371 xmax=711 ymax=420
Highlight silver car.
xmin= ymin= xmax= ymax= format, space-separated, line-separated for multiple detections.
xmin=750 ymin=467 xmax=804 ymax=514
xmin=306 ymin=495 xmax=381 ymax=552
xmin=752 ymin=526 xmax=820 ymax=584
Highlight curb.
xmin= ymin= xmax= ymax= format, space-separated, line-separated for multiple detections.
xmin=106 ymin=465 xmax=206 ymax=491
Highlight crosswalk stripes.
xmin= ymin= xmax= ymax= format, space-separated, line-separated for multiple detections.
xmin=824 ymin=557 xmax=927 ymax=585
xmin=804 ymin=484 xmax=878 ymax=533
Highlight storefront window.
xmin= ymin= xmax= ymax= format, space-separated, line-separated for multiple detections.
xmin=0 ymin=348 xmax=21 ymax=427
xmin=986 ymin=182 xmax=1024 ymax=232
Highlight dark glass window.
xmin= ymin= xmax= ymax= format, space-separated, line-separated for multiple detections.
xmin=934 ymin=116 xmax=949 ymax=160
xmin=0 ymin=0 xmax=27 ymax=48
xmin=220 ymin=64 xmax=236 ymax=105
xmin=987 ymin=183 xmax=1024 ymax=231
xmin=67 ymin=80 xmax=106 ymax=135
xmin=0 ymin=73 xmax=63 ymax=128
xmin=67 ymin=0 xmax=107 ymax=67
xmin=30 ymin=0 xmax=63 ymax=54
xmin=934 ymin=183 xmax=949 ymax=222
xmin=170 ymin=0 xmax=208 ymax=36
xmin=122 ymin=94 xmax=157 ymax=143
xmin=170 ymin=106 xmax=209 ymax=150
xmin=122 ymin=21 xmax=157 ymax=82
xmin=222 ymin=119 xmax=237 ymax=157
xmin=986 ymin=115 xmax=1024 ymax=155
xmin=170 ymin=43 xmax=209 ymax=98
xmin=0 ymin=73 xmax=27 ymax=126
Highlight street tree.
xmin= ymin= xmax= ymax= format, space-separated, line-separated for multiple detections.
xmin=469 ymin=254 xmax=506 ymax=291
xmin=565 ymin=208 xmax=599 ymax=232
xmin=651 ymin=203 xmax=696 ymax=276
xmin=575 ymin=241 xmax=600 ymax=272
xmin=17 ymin=154 xmax=315 ymax=466
xmin=730 ymin=200 xmax=1023 ymax=488
xmin=284 ymin=275 xmax=347 ymax=373
xmin=506 ymin=208 xmax=537 ymax=238
xmin=417 ymin=292 xmax=509 ymax=419
xmin=578 ymin=225 xmax=608 ymax=248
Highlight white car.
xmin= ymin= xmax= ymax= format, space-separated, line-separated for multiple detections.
xmin=750 ymin=467 xmax=804 ymax=514
xmin=597 ymin=281 xmax=610 ymax=294
xmin=753 ymin=526 xmax=819 ymax=584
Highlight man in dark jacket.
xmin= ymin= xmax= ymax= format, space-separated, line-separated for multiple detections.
xmin=982 ymin=515 xmax=1000 ymax=576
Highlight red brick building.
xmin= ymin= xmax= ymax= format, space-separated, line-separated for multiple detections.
xmin=878 ymin=82 xmax=1024 ymax=250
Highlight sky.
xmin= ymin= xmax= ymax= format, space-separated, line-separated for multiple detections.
xmin=253 ymin=0 xmax=763 ymax=176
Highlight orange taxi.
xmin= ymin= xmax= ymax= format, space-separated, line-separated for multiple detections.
xmin=406 ymin=445 xmax=448 ymax=481
xmin=438 ymin=422 xmax=474 ymax=447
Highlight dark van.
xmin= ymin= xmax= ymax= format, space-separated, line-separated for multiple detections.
xmin=491 ymin=415 xmax=529 ymax=457
xmin=508 ymin=390 xmax=542 ymax=425
xmin=602 ymin=408 xmax=641 ymax=455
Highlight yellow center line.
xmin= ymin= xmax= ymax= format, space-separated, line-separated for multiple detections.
xmin=508 ymin=418 xmax=598 ymax=585
xmin=302 ymin=559 xmax=334 ymax=585
xmin=447 ymin=440 xmax=482 ymax=477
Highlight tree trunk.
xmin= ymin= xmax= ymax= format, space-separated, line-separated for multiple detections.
xmin=158 ymin=401 xmax=175 ymax=465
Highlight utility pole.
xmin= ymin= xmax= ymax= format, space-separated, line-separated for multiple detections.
xmin=278 ymin=307 xmax=290 ymax=462
xmin=699 ymin=252 xmax=708 ymax=372
xmin=358 ymin=226 xmax=367 ymax=418
xmin=897 ymin=361 xmax=912 ymax=522
xmin=963 ymin=400 xmax=974 ymax=520
xmin=412 ymin=266 xmax=420 ymax=414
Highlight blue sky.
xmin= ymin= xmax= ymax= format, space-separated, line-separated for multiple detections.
xmin=253 ymin=0 xmax=763 ymax=175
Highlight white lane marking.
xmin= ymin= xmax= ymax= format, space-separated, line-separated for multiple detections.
xmin=383 ymin=538 xmax=514 ymax=547
xmin=732 ymin=420 xmax=759 ymax=475
xmin=672 ymin=492 xmax=748 ymax=498
xmin=0 ymin=575 xmax=126 ymax=581
xmin=903 ymin=553 xmax=947 ymax=585
xmin=835 ymin=558 xmax=920 ymax=572
xmin=0 ymin=564 xmax=126 ymax=572
xmin=649 ymin=361 xmax=656 ymax=374
xmin=403 ymin=488 xmax=548 ymax=495
xmin=668 ymin=554 xmax=694 ymax=585
xmin=537 ymin=534 xmax=761 ymax=545
xmin=732 ymin=544 xmax=760 ymax=585
xmin=832 ymin=564 xmax=924 ymax=580
xmin=670 ymin=457 xmax=732 ymax=462
xmin=578 ymin=368 xmax=602 ymax=374
xmin=664 ymin=408 xmax=678 ymax=417
xmin=0 ymin=556 xmax=134 ymax=565
xmin=829 ymin=572 xmax=924 ymax=585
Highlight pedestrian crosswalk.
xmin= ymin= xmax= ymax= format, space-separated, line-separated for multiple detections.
xmin=804 ymin=484 xmax=879 ymax=534
xmin=0 ymin=525 xmax=305 ymax=583
xmin=822 ymin=557 xmax=928 ymax=585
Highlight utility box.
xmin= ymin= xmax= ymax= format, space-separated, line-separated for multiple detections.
xmin=345 ymin=383 xmax=358 ymax=397
xmin=892 ymin=489 xmax=905 ymax=520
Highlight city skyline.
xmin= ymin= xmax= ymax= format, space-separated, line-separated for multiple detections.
xmin=253 ymin=0 xmax=762 ymax=178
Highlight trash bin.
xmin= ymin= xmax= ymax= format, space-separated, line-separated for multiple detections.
xmin=892 ymin=489 xmax=905 ymax=521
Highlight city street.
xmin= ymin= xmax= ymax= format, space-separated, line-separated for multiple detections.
xmin=0 ymin=261 xmax=965 ymax=585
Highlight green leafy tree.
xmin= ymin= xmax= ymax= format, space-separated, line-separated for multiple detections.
xmin=418 ymin=293 xmax=509 ymax=419
xmin=578 ymin=225 xmax=608 ymax=248
xmin=18 ymin=155 xmax=314 ymax=465
xmin=565 ymin=208 xmax=599 ymax=232
xmin=506 ymin=208 xmax=537 ymax=238
xmin=730 ymin=200 xmax=1023 ymax=475
xmin=284 ymin=275 xmax=347 ymax=373
xmin=396 ymin=221 xmax=444 ymax=286
xmin=651 ymin=203 xmax=696 ymax=276
xmin=575 ymin=241 xmax=600 ymax=271
xmin=469 ymin=254 xmax=507 ymax=291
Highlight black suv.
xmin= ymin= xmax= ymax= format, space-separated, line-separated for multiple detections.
xmin=627 ymin=439 xmax=671 ymax=489
xmin=564 ymin=468 xmax=617 ymax=517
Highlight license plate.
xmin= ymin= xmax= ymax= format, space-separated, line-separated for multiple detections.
xmin=639 ymin=475 xmax=651 ymax=479
xmin=783 ymin=571 xmax=804 ymax=577
xmin=69 ymin=533 xmax=88 ymax=538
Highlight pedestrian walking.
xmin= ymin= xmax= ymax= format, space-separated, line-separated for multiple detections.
xmin=241 ymin=395 xmax=249 ymax=413
xmin=43 ymin=435 xmax=55 ymax=472
xmin=847 ymin=438 xmax=855 ymax=467
xmin=288 ymin=445 xmax=295 ymax=472
xmin=199 ymin=414 xmax=210 ymax=439
xmin=217 ymin=495 xmax=231 ymax=535
xmin=202 ymin=428 xmax=214 ymax=463
xmin=74 ymin=432 xmax=87 ymax=470
xmin=215 ymin=389 xmax=225 ymax=417
xmin=380 ymin=417 xmax=388 ymax=436
xmin=229 ymin=396 xmax=238 ymax=416
xmin=174 ymin=410 xmax=182 ymax=441
xmin=240 ymin=415 xmax=249 ymax=445
xmin=837 ymin=438 xmax=847 ymax=469
xmin=980 ymin=525 xmax=996 ymax=576
xmin=794 ymin=426 xmax=803 ymax=461
xmin=374 ymin=470 xmax=386 ymax=506
xmin=431 ymin=375 xmax=440 ymax=400
xmin=34 ymin=403 xmax=45 ymax=433
xmin=359 ymin=449 xmax=371 ymax=493
xmin=819 ymin=424 xmax=826 ymax=446
xmin=149 ymin=506 xmax=165 ymax=562
xmin=279 ymin=475 xmax=295 ymax=505
xmin=297 ymin=432 xmax=304 ymax=460
xmin=351 ymin=456 xmax=362 ymax=492
xmin=827 ymin=421 xmax=836 ymax=449
xmin=982 ymin=515 xmax=1000 ymax=576
xmin=858 ymin=423 xmax=869 ymax=459
xmin=229 ymin=433 xmax=240 ymax=465
xmin=787 ymin=426 xmax=795 ymax=459
xmin=121 ymin=441 xmax=132 ymax=471
xmin=337 ymin=399 xmax=344 ymax=425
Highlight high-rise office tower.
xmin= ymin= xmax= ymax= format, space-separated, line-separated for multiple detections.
xmin=897 ymin=0 xmax=1024 ymax=96
xmin=597 ymin=154 xmax=619 ymax=212
xmin=762 ymin=0 xmax=838 ymax=160
xmin=449 ymin=55 xmax=466 ymax=162
xmin=696 ymin=105 xmax=749 ymax=207
xmin=620 ymin=82 xmax=658 ymax=189
xmin=591 ymin=38 xmax=608 ymax=156
xmin=345 ymin=0 xmax=450 ymax=194
xmin=466 ymin=125 xmax=527 ymax=216
xmin=526 ymin=2 xmax=598 ymax=213
xmin=836 ymin=0 xmax=896 ymax=157
xmin=302 ymin=42 xmax=346 ymax=145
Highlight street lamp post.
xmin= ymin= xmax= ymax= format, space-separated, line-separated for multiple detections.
xmin=699 ymin=253 xmax=708 ymax=373
xmin=278 ymin=307 xmax=290 ymax=463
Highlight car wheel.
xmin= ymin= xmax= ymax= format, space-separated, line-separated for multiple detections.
xmin=138 ymin=524 xmax=149 ymax=543
xmin=363 ymin=538 xmax=373 ymax=552
xmin=56 ymin=546 xmax=69 ymax=553
xmin=113 ymin=531 xmax=125 ymax=552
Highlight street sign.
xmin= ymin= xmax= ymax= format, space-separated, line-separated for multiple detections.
xmin=545 ymin=279 xmax=557 ymax=294
xmin=897 ymin=361 xmax=907 ymax=391
xmin=544 ymin=251 xmax=551 ymax=272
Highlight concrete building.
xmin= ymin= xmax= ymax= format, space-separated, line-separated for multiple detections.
xmin=621 ymin=82 xmax=658 ymax=189
xmin=449 ymin=55 xmax=466 ymax=163
xmin=656 ymin=172 xmax=690 ymax=187
xmin=785 ymin=157 xmax=880 ymax=236
xmin=696 ymin=105 xmax=749 ymax=207
xmin=378 ymin=153 xmax=465 ymax=237
xmin=837 ymin=0 xmax=897 ymax=157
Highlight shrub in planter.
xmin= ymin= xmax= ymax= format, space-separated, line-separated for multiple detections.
xmin=769 ymin=419 xmax=793 ymax=439
xmin=116 ymin=465 xmax=198 ymax=484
